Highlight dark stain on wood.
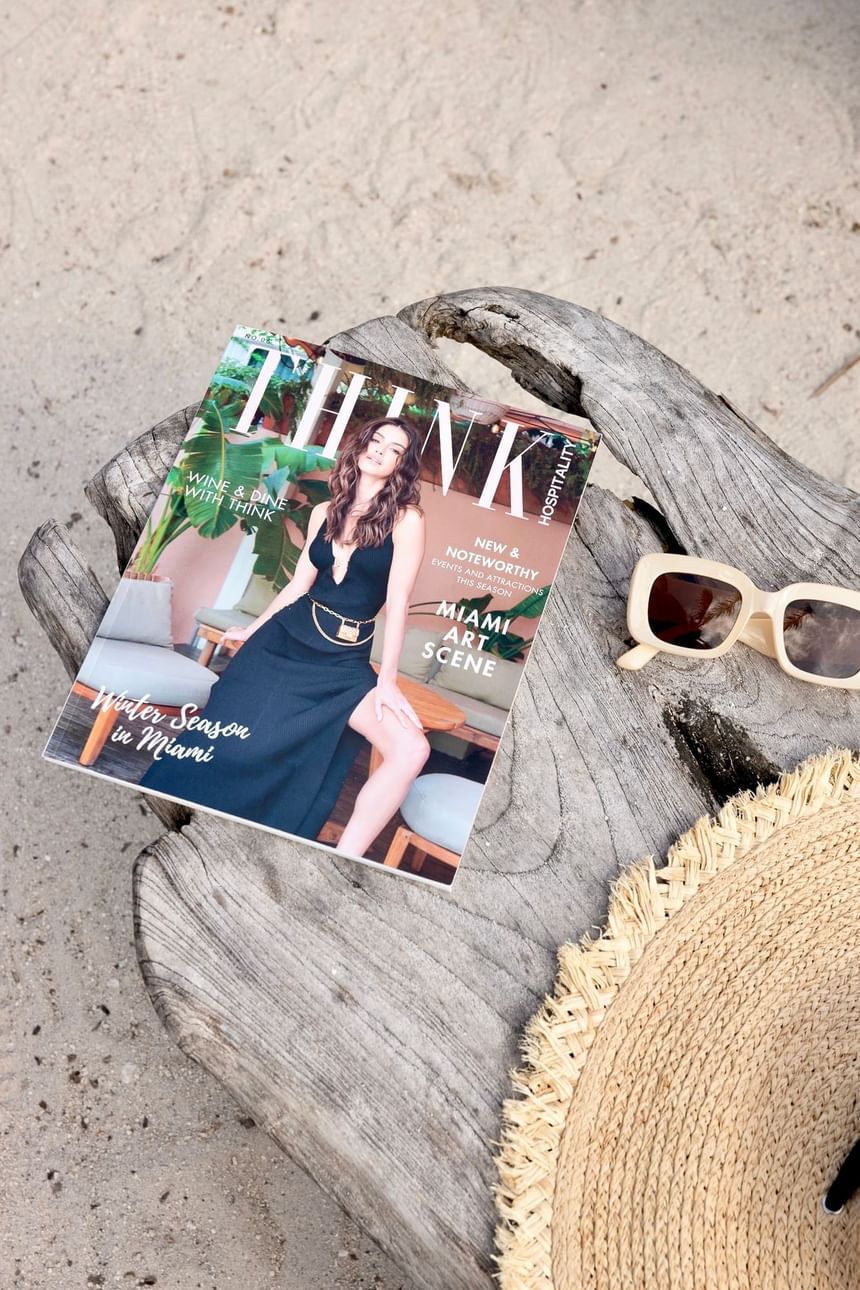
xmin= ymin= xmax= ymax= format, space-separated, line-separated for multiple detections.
xmin=626 ymin=497 xmax=686 ymax=554
xmin=663 ymin=695 xmax=781 ymax=804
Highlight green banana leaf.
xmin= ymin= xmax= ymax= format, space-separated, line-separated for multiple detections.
xmin=442 ymin=587 xmax=551 ymax=660
xmin=210 ymin=366 xmax=299 ymax=422
xmin=506 ymin=587 xmax=550 ymax=618
xmin=286 ymin=501 xmax=313 ymax=537
xmin=251 ymin=509 xmax=304 ymax=592
xmin=293 ymin=477 xmax=331 ymax=508
xmin=180 ymin=400 xmax=264 ymax=539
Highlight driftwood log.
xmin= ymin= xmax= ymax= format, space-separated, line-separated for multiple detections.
xmin=20 ymin=289 xmax=860 ymax=1289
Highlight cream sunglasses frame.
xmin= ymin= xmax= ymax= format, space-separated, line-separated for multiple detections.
xmin=616 ymin=553 xmax=860 ymax=690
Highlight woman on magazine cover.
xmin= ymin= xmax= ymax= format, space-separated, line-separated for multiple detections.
xmin=140 ymin=416 xmax=430 ymax=858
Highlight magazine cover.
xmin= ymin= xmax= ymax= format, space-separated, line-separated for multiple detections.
xmin=44 ymin=327 xmax=599 ymax=887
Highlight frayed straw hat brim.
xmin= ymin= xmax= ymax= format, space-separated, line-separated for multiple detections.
xmin=495 ymin=749 xmax=860 ymax=1290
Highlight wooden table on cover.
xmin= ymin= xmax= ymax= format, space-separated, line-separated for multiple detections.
xmin=195 ymin=622 xmax=232 ymax=668
xmin=20 ymin=289 xmax=860 ymax=1290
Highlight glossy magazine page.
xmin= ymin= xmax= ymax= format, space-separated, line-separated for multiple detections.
xmin=44 ymin=327 xmax=599 ymax=887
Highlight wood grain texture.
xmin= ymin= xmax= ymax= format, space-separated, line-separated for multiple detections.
xmin=20 ymin=294 xmax=860 ymax=1289
xmin=19 ymin=520 xmax=108 ymax=678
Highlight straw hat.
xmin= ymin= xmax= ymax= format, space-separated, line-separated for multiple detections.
xmin=495 ymin=749 xmax=860 ymax=1289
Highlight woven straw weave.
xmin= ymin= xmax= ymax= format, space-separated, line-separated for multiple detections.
xmin=495 ymin=748 xmax=860 ymax=1289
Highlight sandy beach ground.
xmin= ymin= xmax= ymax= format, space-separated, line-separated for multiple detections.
xmin=2 ymin=1 xmax=859 ymax=1286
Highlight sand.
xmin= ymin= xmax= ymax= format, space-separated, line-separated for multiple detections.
xmin=2 ymin=0 xmax=859 ymax=1286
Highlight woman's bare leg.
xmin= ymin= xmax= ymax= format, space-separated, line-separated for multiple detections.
xmin=336 ymin=690 xmax=430 ymax=858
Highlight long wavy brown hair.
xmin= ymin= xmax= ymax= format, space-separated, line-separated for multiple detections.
xmin=325 ymin=416 xmax=423 ymax=547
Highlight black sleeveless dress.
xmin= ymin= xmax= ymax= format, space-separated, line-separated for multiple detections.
xmin=140 ymin=528 xmax=394 ymax=841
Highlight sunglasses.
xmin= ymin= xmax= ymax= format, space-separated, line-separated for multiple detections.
xmin=616 ymin=554 xmax=860 ymax=689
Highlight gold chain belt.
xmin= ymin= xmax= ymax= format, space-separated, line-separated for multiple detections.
xmin=309 ymin=599 xmax=376 ymax=646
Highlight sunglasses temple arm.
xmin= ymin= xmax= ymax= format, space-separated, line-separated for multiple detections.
xmin=616 ymin=643 xmax=660 ymax=671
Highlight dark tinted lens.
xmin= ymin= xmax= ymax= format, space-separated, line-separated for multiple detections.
xmin=782 ymin=599 xmax=860 ymax=679
xmin=647 ymin=572 xmax=743 ymax=650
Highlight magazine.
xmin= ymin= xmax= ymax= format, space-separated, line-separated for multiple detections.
xmin=44 ymin=326 xmax=599 ymax=887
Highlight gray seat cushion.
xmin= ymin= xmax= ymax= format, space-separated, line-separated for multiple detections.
xmin=399 ymin=773 xmax=483 ymax=854
xmin=236 ymin=574 xmax=277 ymax=617
xmin=427 ymin=684 xmax=508 ymax=737
xmin=97 ymin=576 xmax=173 ymax=647
xmin=433 ymin=649 xmax=521 ymax=710
xmin=195 ymin=607 xmax=256 ymax=632
xmin=78 ymin=639 xmax=218 ymax=708
xmin=371 ymin=620 xmax=443 ymax=683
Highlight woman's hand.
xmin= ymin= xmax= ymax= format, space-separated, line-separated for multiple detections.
xmin=221 ymin=624 xmax=253 ymax=648
xmin=373 ymin=678 xmax=421 ymax=729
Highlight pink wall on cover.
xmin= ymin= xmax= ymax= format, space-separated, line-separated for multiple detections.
xmin=130 ymin=486 xmax=247 ymax=643
xmin=160 ymin=527 xmax=246 ymax=643
xmin=408 ymin=481 xmax=572 ymax=637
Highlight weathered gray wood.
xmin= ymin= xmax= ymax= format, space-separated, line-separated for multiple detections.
xmin=325 ymin=315 xmax=469 ymax=392
xmin=19 ymin=520 xmax=109 ymax=677
xmin=20 ymin=293 xmax=860 ymax=1290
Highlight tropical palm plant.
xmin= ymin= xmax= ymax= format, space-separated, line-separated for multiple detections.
xmin=132 ymin=396 xmax=333 ymax=591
